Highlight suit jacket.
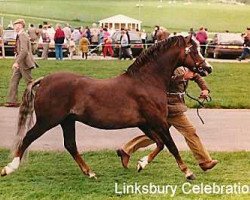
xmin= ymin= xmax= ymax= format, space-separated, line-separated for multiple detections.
xmin=15 ymin=31 xmax=36 ymax=70
xmin=167 ymin=67 xmax=209 ymax=116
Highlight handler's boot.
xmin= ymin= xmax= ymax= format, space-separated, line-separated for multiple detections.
xmin=116 ymin=149 xmax=130 ymax=169
xmin=199 ymin=159 xmax=218 ymax=171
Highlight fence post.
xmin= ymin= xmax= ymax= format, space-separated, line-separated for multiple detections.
xmin=0 ymin=17 xmax=5 ymax=58
xmin=1 ymin=31 xmax=5 ymax=59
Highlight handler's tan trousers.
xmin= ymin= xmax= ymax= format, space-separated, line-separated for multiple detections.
xmin=122 ymin=113 xmax=212 ymax=164
xmin=7 ymin=67 xmax=32 ymax=103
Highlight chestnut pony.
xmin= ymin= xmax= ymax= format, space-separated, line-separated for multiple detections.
xmin=1 ymin=35 xmax=212 ymax=180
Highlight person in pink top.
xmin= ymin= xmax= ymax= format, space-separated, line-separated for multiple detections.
xmin=103 ymin=28 xmax=113 ymax=57
xmin=196 ymin=27 xmax=208 ymax=56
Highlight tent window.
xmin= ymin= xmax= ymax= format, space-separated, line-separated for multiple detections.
xmin=121 ymin=23 xmax=126 ymax=29
xmin=115 ymin=23 xmax=119 ymax=29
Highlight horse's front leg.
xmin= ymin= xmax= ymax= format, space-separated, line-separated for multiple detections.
xmin=137 ymin=128 xmax=164 ymax=172
xmin=153 ymin=124 xmax=196 ymax=181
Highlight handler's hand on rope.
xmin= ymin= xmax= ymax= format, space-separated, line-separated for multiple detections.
xmin=199 ymin=90 xmax=209 ymax=99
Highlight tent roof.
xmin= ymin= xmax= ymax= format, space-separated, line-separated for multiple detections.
xmin=99 ymin=14 xmax=142 ymax=24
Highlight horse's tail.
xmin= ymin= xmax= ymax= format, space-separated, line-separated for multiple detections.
xmin=12 ymin=77 xmax=44 ymax=158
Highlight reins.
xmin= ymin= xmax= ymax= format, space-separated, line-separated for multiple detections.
xmin=185 ymin=91 xmax=212 ymax=124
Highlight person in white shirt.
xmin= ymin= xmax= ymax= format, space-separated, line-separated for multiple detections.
xmin=119 ymin=30 xmax=133 ymax=60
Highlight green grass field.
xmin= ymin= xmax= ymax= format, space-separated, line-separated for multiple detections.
xmin=0 ymin=59 xmax=249 ymax=108
xmin=0 ymin=149 xmax=249 ymax=200
xmin=0 ymin=0 xmax=250 ymax=32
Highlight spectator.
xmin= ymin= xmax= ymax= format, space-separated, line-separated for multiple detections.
xmin=5 ymin=19 xmax=36 ymax=107
xmin=71 ymin=28 xmax=81 ymax=43
xmin=37 ymin=24 xmax=43 ymax=36
xmin=90 ymin=23 xmax=100 ymax=53
xmin=153 ymin=25 xmax=160 ymax=43
xmin=47 ymin=24 xmax=55 ymax=41
xmin=189 ymin=28 xmax=196 ymax=37
xmin=237 ymin=32 xmax=250 ymax=61
xmin=244 ymin=27 xmax=250 ymax=39
xmin=98 ymin=28 xmax=104 ymax=55
xmin=27 ymin=24 xmax=40 ymax=55
xmin=71 ymin=28 xmax=81 ymax=55
xmin=125 ymin=29 xmax=133 ymax=58
xmin=63 ymin=23 xmax=72 ymax=41
xmin=119 ymin=30 xmax=133 ymax=60
xmin=79 ymin=34 xmax=90 ymax=60
xmin=196 ymin=27 xmax=208 ymax=56
xmin=68 ymin=37 xmax=76 ymax=60
xmin=41 ymin=25 xmax=50 ymax=60
xmin=85 ymin=26 xmax=91 ymax=42
xmin=103 ymin=28 xmax=113 ymax=57
xmin=54 ymin=23 xmax=65 ymax=60
xmin=98 ymin=28 xmax=104 ymax=45
xmin=156 ymin=27 xmax=170 ymax=41
xmin=140 ymin=29 xmax=147 ymax=44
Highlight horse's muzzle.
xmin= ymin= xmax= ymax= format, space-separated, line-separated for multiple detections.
xmin=198 ymin=62 xmax=213 ymax=77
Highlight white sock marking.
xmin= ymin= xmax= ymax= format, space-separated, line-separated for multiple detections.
xmin=4 ymin=157 xmax=20 ymax=175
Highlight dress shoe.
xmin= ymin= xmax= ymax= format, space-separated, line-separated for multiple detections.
xmin=4 ymin=102 xmax=20 ymax=107
xmin=116 ymin=149 xmax=130 ymax=169
xmin=199 ymin=160 xmax=218 ymax=171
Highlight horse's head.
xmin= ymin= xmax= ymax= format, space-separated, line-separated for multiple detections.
xmin=180 ymin=35 xmax=213 ymax=76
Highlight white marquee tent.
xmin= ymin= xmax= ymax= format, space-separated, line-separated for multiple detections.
xmin=98 ymin=14 xmax=142 ymax=31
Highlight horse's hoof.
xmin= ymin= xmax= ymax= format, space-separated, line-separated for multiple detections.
xmin=186 ymin=173 xmax=196 ymax=181
xmin=137 ymin=157 xmax=148 ymax=172
xmin=1 ymin=168 xmax=7 ymax=177
xmin=88 ymin=171 xmax=97 ymax=179
xmin=137 ymin=163 xmax=143 ymax=172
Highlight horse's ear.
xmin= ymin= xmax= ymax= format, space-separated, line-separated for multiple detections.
xmin=185 ymin=35 xmax=192 ymax=45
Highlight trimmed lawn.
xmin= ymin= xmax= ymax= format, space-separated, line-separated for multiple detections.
xmin=0 ymin=59 xmax=249 ymax=108
xmin=0 ymin=149 xmax=249 ymax=200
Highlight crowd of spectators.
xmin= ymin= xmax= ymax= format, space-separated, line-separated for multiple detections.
xmin=0 ymin=21 xmax=249 ymax=60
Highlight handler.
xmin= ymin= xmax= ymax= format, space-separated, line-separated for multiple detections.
xmin=5 ymin=19 xmax=36 ymax=107
xmin=117 ymin=67 xmax=218 ymax=171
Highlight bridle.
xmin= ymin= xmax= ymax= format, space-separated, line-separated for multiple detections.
xmin=183 ymin=45 xmax=207 ymax=74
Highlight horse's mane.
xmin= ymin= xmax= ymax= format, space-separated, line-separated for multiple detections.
xmin=126 ymin=35 xmax=186 ymax=75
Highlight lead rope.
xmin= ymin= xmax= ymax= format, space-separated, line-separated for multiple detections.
xmin=185 ymin=91 xmax=212 ymax=124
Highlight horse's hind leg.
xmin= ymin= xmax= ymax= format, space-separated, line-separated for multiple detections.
xmin=1 ymin=121 xmax=50 ymax=176
xmin=137 ymin=127 xmax=164 ymax=171
xmin=60 ymin=117 xmax=96 ymax=179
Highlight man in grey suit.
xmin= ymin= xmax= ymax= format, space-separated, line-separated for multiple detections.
xmin=5 ymin=19 xmax=36 ymax=107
